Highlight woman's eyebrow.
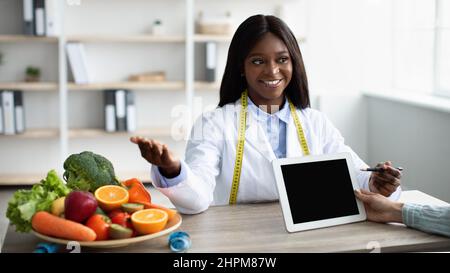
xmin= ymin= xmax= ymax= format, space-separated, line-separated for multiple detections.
xmin=247 ymin=51 xmax=289 ymax=57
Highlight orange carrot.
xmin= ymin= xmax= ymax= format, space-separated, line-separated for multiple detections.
xmin=32 ymin=211 xmax=97 ymax=241
xmin=141 ymin=202 xmax=177 ymax=221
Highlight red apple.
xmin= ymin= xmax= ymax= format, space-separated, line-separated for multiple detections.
xmin=64 ymin=191 xmax=98 ymax=223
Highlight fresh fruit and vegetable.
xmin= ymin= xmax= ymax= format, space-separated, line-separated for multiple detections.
xmin=6 ymin=170 xmax=71 ymax=232
xmin=32 ymin=211 xmax=97 ymax=241
xmin=51 ymin=197 xmax=66 ymax=217
xmin=131 ymin=209 xmax=168 ymax=235
xmin=108 ymin=210 xmax=130 ymax=227
xmin=94 ymin=185 xmax=129 ymax=211
xmin=121 ymin=203 xmax=144 ymax=213
xmin=85 ymin=214 xmax=111 ymax=241
xmin=122 ymin=178 xmax=151 ymax=204
xmin=109 ymin=224 xmax=133 ymax=239
xmin=6 ymin=151 xmax=178 ymax=243
xmin=63 ymin=151 xmax=120 ymax=192
xmin=64 ymin=191 xmax=98 ymax=223
xmin=142 ymin=202 xmax=177 ymax=222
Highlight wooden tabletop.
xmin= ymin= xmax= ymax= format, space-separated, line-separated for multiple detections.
xmin=2 ymin=196 xmax=450 ymax=253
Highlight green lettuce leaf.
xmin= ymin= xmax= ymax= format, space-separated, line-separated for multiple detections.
xmin=6 ymin=170 xmax=71 ymax=233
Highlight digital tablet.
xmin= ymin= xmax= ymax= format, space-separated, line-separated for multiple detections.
xmin=272 ymin=152 xmax=366 ymax=232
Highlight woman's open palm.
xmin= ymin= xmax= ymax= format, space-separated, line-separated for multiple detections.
xmin=130 ymin=137 xmax=180 ymax=176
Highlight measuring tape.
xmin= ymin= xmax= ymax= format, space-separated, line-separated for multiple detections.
xmin=229 ymin=91 xmax=310 ymax=204
xmin=229 ymin=90 xmax=248 ymax=205
xmin=288 ymin=98 xmax=310 ymax=157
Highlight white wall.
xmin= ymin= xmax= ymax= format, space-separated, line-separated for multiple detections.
xmin=317 ymin=94 xmax=368 ymax=161
xmin=302 ymin=0 xmax=395 ymax=162
xmin=367 ymin=97 xmax=450 ymax=202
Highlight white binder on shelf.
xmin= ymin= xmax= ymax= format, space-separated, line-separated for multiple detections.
xmin=14 ymin=91 xmax=25 ymax=134
xmin=23 ymin=0 xmax=34 ymax=35
xmin=126 ymin=90 xmax=136 ymax=132
xmin=2 ymin=91 xmax=15 ymax=135
xmin=104 ymin=90 xmax=116 ymax=132
xmin=34 ymin=0 xmax=46 ymax=36
xmin=0 ymin=91 xmax=4 ymax=134
xmin=45 ymin=0 xmax=61 ymax=36
xmin=205 ymin=42 xmax=217 ymax=82
xmin=66 ymin=43 xmax=91 ymax=84
xmin=115 ymin=90 xmax=127 ymax=132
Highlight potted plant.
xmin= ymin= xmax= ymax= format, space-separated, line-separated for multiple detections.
xmin=25 ymin=66 xmax=41 ymax=82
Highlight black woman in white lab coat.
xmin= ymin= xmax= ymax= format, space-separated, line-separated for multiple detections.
xmin=131 ymin=15 xmax=402 ymax=214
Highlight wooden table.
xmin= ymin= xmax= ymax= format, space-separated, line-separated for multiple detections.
xmin=2 ymin=191 xmax=450 ymax=253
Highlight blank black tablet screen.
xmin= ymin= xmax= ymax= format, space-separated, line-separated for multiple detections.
xmin=280 ymin=159 xmax=359 ymax=224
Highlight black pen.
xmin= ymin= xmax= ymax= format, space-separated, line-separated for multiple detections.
xmin=360 ymin=167 xmax=404 ymax=172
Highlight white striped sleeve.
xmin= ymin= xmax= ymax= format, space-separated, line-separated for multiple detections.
xmin=402 ymin=203 xmax=450 ymax=237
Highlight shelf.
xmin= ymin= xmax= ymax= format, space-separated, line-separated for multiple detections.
xmin=0 ymin=128 xmax=59 ymax=139
xmin=194 ymin=34 xmax=306 ymax=43
xmin=0 ymin=127 xmax=183 ymax=140
xmin=68 ymin=81 xmax=184 ymax=91
xmin=194 ymin=34 xmax=233 ymax=43
xmin=67 ymin=35 xmax=185 ymax=43
xmin=0 ymin=82 xmax=58 ymax=91
xmin=1 ymin=82 xmax=186 ymax=91
xmin=0 ymin=35 xmax=58 ymax=43
xmin=0 ymin=171 xmax=153 ymax=185
xmin=195 ymin=81 xmax=221 ymax=91
xmin=68 ymin=127 xmax=183 ymax=139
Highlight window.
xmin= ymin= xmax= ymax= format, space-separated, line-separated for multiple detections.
xmin=393 ymin=0 xmax=450 ymax=97
xmin=435 ymin=0 xmax=450 ymax=96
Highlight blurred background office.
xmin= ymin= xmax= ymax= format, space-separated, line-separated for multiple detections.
xmin=0 ymin=0 xmax=449 ymax=203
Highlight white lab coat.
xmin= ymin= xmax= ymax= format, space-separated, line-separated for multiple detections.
xmin=151 ymin=98 xmax=401 ymax=214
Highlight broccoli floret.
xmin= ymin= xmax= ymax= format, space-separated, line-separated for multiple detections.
xmin=63 ymin=151 xmax=120 ymax=192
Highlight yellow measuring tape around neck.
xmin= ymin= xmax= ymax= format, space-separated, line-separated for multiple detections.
xmin=288 ymin=98 xmax=310 ymax=157
xmin=229 ymin=90 xmax=310 ymax=204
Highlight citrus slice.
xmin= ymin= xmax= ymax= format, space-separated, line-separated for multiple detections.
xmin=94 ymin=185 xmax=129 ymax=211
xmin=131 ymin=209 xmax=168 ymax=235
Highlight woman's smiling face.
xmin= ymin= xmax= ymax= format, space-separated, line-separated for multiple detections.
xmin=243 ymin=32 xmax=292 ymax=108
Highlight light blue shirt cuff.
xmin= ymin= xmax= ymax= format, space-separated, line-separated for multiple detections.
xmin=152 ymin=160 xmax=188 ymax=188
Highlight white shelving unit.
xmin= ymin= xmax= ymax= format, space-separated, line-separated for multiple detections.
xmin=0 ymin=0 xmax=305 ymax=185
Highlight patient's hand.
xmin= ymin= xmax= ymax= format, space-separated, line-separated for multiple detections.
xmin=368 ymin=161 xmax=402 ymax=197
xmin=355 ymin=189 xmax=403 ymax=223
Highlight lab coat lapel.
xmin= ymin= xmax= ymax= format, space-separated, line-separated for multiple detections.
xmin=286 ymin=109 xmax=305 ymax=158
xmin=233 ymin=100 xmax=275 ymax=162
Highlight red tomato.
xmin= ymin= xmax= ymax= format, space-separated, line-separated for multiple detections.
xmin=85 ymin=214 xmax=111 ymax=241
xmin=108 ymin=210 xmax=130 ymax=227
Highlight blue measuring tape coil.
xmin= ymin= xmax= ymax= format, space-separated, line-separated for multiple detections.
xmin=33 ymin=243 xmax=60 ymax=253
xmin=168 ymin=231 xmax=191 ymax=252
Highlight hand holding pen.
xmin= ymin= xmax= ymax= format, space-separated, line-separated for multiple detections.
xmin=362 ymin=161 xmax=402 ymax=197
xmin=361 ymin=166 xmax=404 ymax=172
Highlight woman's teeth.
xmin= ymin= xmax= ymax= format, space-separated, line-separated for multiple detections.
xmin=262 ymin=79 xmax=282 ymax=87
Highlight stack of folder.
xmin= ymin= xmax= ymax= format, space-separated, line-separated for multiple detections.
xmin=0 ymin=91 xmax=25 ymax=135
xmin=104 ymin=90 xmax=136 ymax=133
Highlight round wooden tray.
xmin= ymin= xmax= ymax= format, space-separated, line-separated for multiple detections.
xmin=32 ymin=213 xmax=182 ymax=248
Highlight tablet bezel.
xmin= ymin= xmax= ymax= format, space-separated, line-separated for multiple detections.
xmin=272 ymin=152 xmax=367 ymax=232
